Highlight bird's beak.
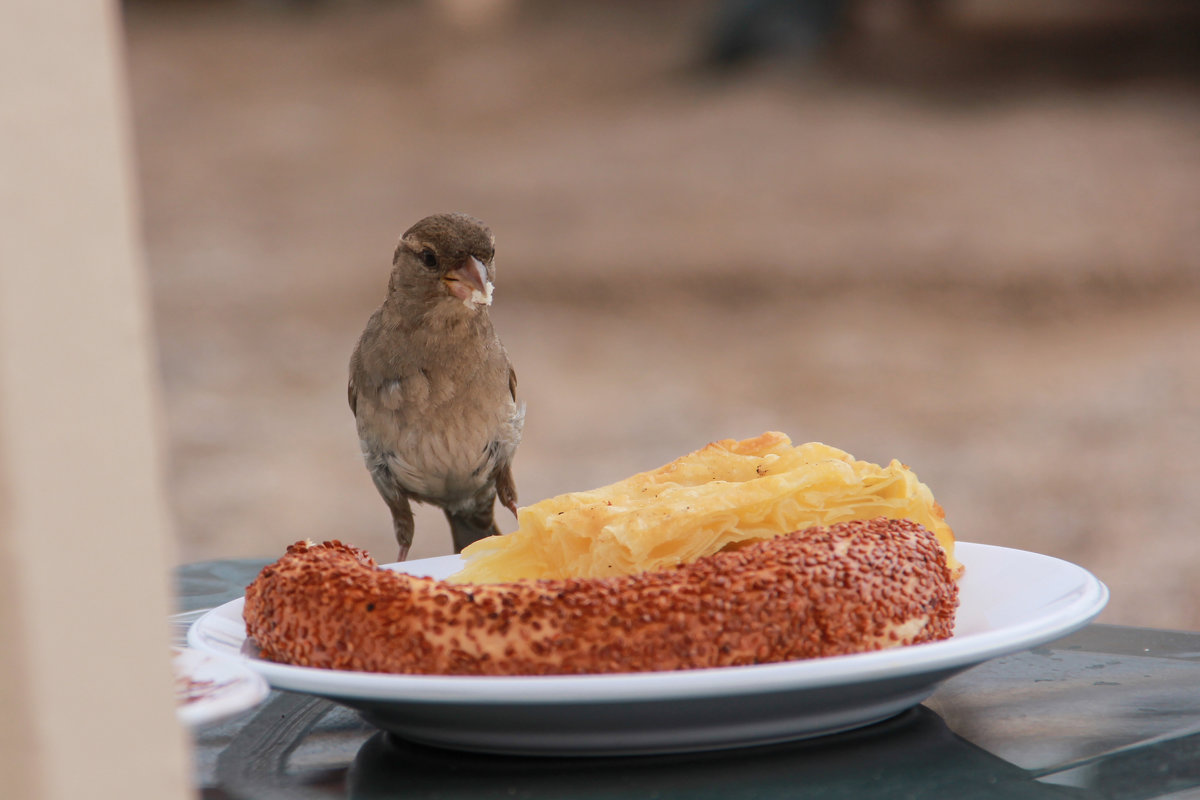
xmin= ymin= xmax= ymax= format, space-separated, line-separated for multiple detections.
xmin=443 ymin=256 xmax=494 ymax=308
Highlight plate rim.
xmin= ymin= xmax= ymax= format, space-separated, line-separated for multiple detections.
xmin=188 ymin=541 xmax=1108 ymax=705
xmin=173 ymin=646 xmax=271 ymax=728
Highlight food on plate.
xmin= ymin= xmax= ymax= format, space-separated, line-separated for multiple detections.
xmin=451 ymin=432 xmax=959 ymax=584
xmin=242 ymin=518 xmax=958 ymax=676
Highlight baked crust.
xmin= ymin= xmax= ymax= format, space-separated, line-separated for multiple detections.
xmin=243 ymin=517 xmax=958 ymax=676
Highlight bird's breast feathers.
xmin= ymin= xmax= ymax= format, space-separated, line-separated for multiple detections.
xmin=358 ymin=374 xmax=523 ymax=506
xmin=375 ymin=415 xmax=522 ymax=509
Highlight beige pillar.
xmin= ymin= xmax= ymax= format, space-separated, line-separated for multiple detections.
xmin=0 ymin=1 xmax=190 ymax=798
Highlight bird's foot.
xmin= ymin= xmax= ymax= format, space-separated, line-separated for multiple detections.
xmin=395 ymin=542 xmax=411 ymax=562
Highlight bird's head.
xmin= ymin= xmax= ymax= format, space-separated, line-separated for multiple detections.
xmin=389 ymin=213 xmax=497 ymax=312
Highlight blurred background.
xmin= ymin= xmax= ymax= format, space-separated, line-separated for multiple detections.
xmin=123 ymin=0 xmax=1199 ymax=627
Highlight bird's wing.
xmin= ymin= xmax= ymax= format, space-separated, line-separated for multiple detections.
xmin=507 ymin=365 xmax=518 ymax=402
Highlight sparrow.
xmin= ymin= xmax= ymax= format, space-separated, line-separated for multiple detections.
xmin=348 ymin=212 xmax=524 ymax=561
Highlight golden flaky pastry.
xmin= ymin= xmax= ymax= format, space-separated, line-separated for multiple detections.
xmin=450 ymin=432 xmax=959 ymax=583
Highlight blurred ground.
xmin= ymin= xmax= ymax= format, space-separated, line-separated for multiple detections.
xmin=124 ymin=1 xmax=1200 ymax=627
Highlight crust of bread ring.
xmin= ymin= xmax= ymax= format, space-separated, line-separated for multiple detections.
xmin=242 ymin=517 xmax=959 ymax=676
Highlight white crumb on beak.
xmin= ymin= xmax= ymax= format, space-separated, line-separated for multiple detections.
xmin=465 ymin=280 xmax=494 ymax=308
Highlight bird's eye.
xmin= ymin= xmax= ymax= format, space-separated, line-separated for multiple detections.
xmin=420 ymin=248 xmax=438 ymax=269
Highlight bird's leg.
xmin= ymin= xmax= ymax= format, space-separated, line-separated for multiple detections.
xmin=446 ymin=505 xmax=501 ymax=554
xmin=388 ymin=494 xmax=415 ymax=562
xmin=494 ymin=462 xmax=519 ymax=518
xmin=369 ymin=461 xmax=415 ymax=561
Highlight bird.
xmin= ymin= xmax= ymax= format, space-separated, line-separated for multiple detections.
xmin=348 ymin=212 xmax=524 ymax=561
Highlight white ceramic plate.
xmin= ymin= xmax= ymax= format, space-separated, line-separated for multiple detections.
xmin=173 ymin=646 xmax=270 ymax=729
xmin=188 ymin=542 xmax=1107 ymax=754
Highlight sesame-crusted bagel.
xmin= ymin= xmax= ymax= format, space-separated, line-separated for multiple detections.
xmin=243 ymin=518 xmax=958 ymax=676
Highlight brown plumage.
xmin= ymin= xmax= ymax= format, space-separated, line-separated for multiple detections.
xmin=348 ymin=213 xmax=523 ymax=560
